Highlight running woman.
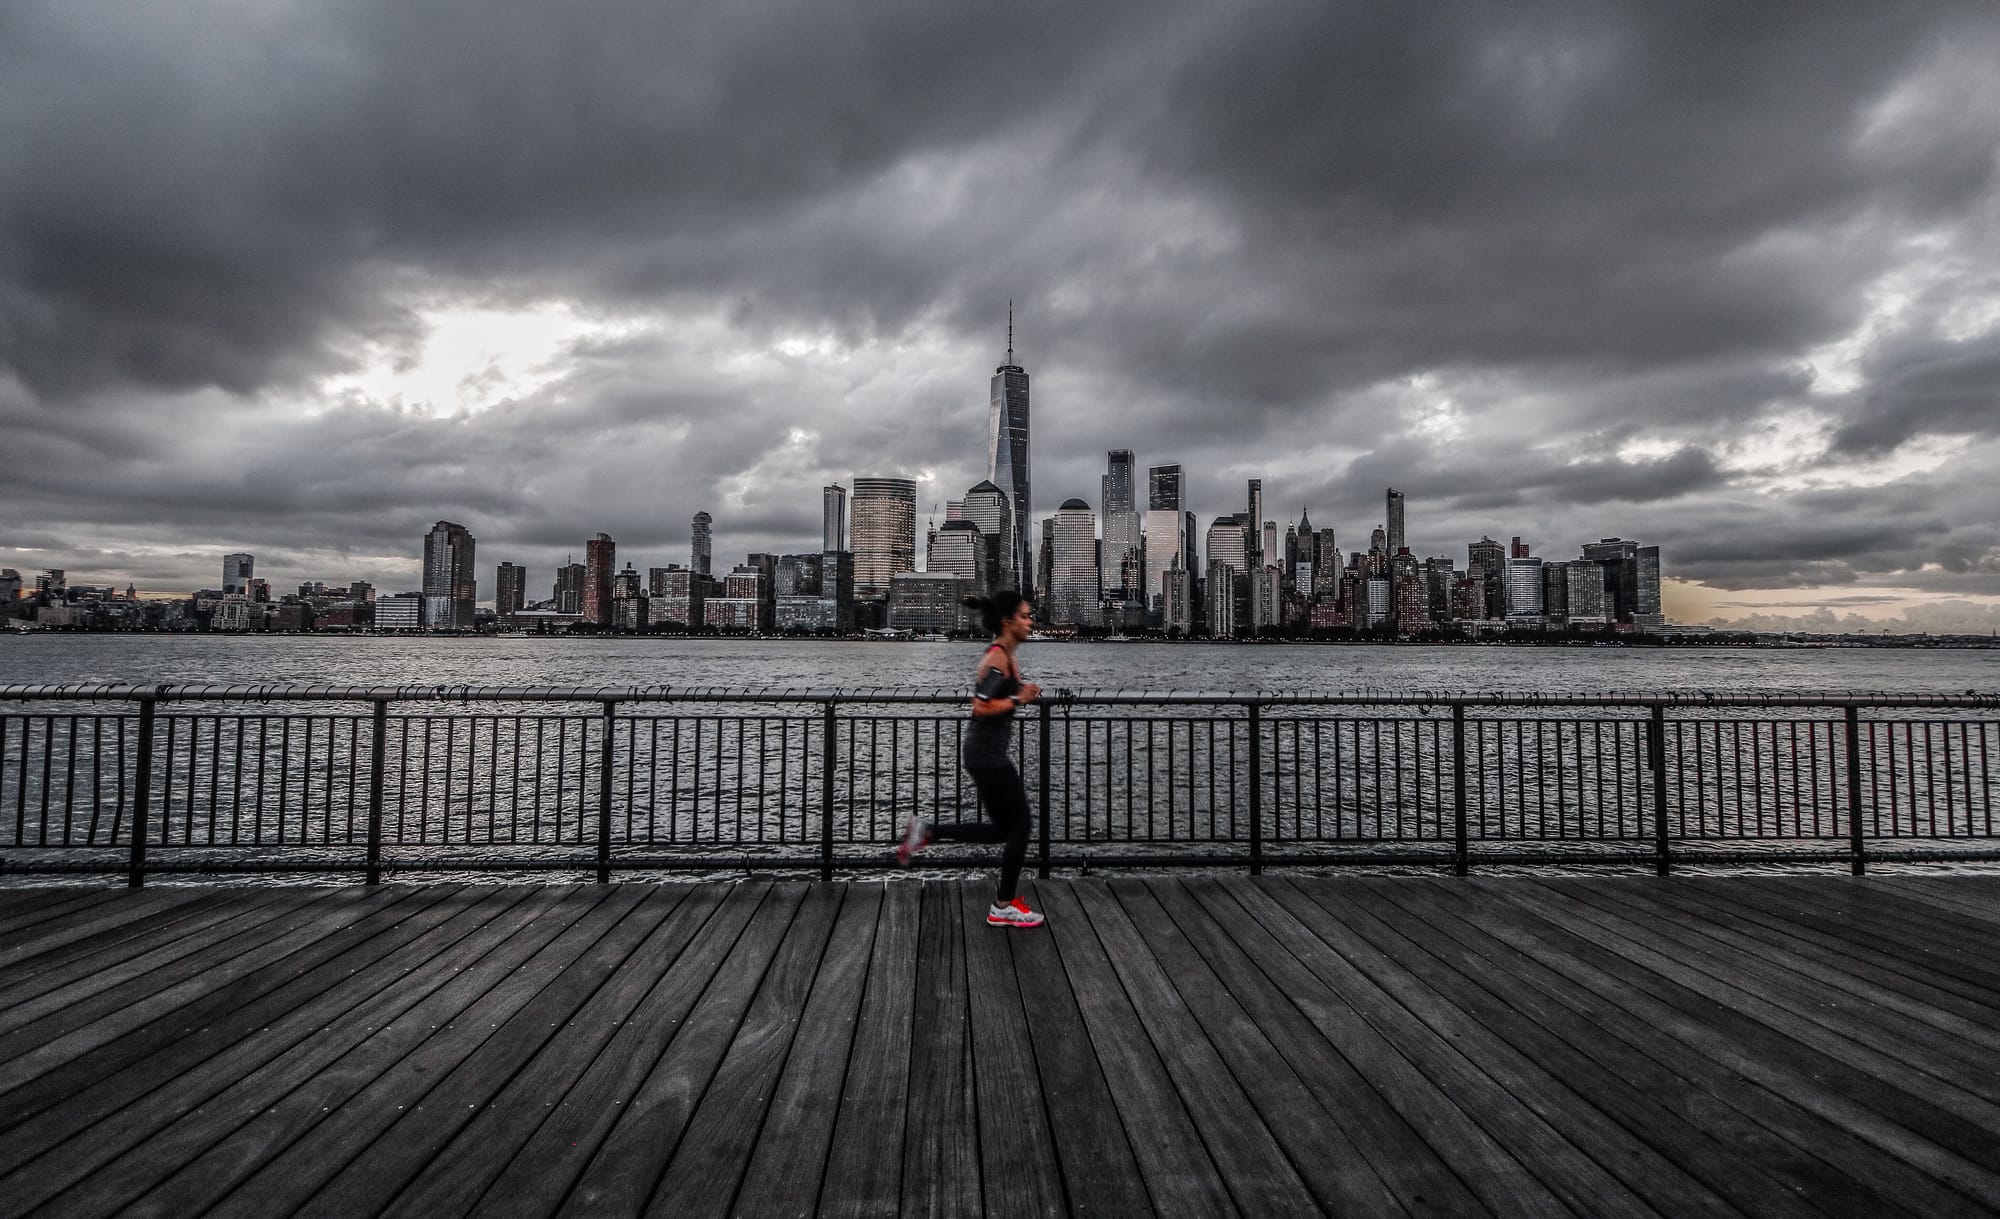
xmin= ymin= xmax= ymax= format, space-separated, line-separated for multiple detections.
xmin=897 ymin=590 xmax=1044 ymax=928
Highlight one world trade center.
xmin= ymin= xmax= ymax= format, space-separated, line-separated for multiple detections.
xmin=987 ymin=305 xmax=1032 ymax=593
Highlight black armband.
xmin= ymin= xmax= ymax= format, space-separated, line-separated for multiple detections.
xmin=974 ymin=668 xmax=1012 ymax=700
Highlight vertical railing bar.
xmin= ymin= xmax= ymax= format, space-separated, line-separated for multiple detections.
xmin=1650 ymin=705 xmax=1669 ymax=876
xmin=1038 ymin=698 xmax=1052 ymax=879
xmin=367 ymin=699 xmax=388 ymax=884
xmin=1845 ymin=706 xmax=1866 ymax=875
xmin=596 ymin=700 xmax=615 ymax=883
xmin=1248 ymin=703 xmax=1262 ymax=876
xmin=129 ymin=695 xmax=158 ymax=888
xmin=820 ymin=700 xmax=837 ymax=881
xmin=1453 ymin=703 xmax=1468 ymax=876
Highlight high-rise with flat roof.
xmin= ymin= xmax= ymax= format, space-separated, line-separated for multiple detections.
xmin=495 ymin=562 xmax=526 ymax=624
xmin=583 ymin=532 xmax=615 ymax=626
xmin=223 ymin=553 xmax=254 ymax=595
xmin=1386 ymin=488 xmax=1406 ymax=554
xmin=851 ymin=477 xmax=917 ymax=600
xmin=962 ymin=480 xmax=1014 ymax=594
xmin=1101 ymin=450 xmax=1141 ymax=605
xmin=423 ymin=522 xmax=477 ymax=630
xmin=822 ymin=486 xmax=847 ymax=553
xmin=987 ymin=307 xmax=1031 ymax=592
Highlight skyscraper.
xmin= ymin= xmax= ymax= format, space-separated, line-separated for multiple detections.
xmin=1147 ymin=463 xmax=1183 ymax=512
xmin=822 ymin=486 xmax=848 ymax=553
xmin=690 ymin=512 xmax=712 ymax=577
xmin=1469 ymin=535 xmax=1506 ymax=619
xmin=1386 ymin=488 xmax=1406 ymax=554
xmin=1047 ymin=498 xmax=1100 ymax=626
xmin=1246 ymin=479 xmax=1264 ymax=570
xmin=1100 ymin=450 xmax=1141 ymax=604
xmin=962 ymin=480 xmax=1014 ymax=594
xmin=495 ymin=562 xmax=526 ymax=623
xmin=222 ymin=553 xmax=254 ymax=595
xmin=583 ymin=532 xmax=615 ymax=626
xmin=1142 ymin=463 xmax=1185 ymax=614
xmin=987 ymin=306 xmax=1031 ymax=592
xmin=422 ymin=521 xmax=476 ymax=630
xmin=554 ymin=561 xmax=584 ymax=615
xmin=851 ymin=477 xmax=917 ymax=599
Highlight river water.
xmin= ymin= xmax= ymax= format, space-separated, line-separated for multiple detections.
xmin=3 ymin=634 xmax=1997 ymax=693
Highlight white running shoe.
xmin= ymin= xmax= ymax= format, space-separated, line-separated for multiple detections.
xmin=896 ymin=815 xmax=930 ymax=867
xmin=986 ymin=896 xmax=1045 ymax=928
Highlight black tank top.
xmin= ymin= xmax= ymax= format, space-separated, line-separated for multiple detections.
xmin=962 ymin=645 xmax=1019 ymax=769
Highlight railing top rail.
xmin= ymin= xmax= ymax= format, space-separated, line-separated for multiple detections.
xmin=1 ymin=682 xmax=1996 ymax=709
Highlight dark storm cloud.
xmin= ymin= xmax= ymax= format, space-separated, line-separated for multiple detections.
xmin=2 ymin=0 xmax=1999 ymax=615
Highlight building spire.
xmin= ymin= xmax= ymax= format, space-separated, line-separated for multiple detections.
xmin=1007 ymin=300 xmax=1015 ymax=365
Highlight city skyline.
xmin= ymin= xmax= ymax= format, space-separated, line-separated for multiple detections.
xmin=4 ymin=4 xmax=1999 ymax=632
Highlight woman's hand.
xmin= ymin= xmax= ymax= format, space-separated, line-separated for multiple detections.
xmin=1018 ymin=682 xmax=1041 ymax=704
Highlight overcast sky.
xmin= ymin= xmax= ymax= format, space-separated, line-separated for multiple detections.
xmin=4 ymin=2 xmax=1999 ymax=627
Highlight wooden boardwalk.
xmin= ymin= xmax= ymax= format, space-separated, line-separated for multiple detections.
xmin=2 ymin=876 xmax=1999 ymax=1217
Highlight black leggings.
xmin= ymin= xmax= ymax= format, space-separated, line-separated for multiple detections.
xmin=929 ymin=764 xmax=1032 ymax=902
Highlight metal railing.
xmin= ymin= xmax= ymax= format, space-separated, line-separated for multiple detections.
xmin=2 ymin=684 xmax=1996 ymax=883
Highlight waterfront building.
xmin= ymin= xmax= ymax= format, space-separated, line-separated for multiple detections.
xmin=1160 ymin=559 xmax=1194 ymax=634
xmin=1047 ymin=498 xmax=1100 ymax=626
xmin=1205 ymin=560 xmax=1238 ymax=638
xmin=851 ymin=477 xmax=917 ymax=601
xmin=495 ymin=562 xmax=526 ymax=624
xmin=691 ymin=512 xmax=713 ymax=577
xmin=0 ymin=569 xmax=20 ymax=616
xmin=1364 ymin=576 xmax=1392 ymax=627
xmin=1147 ymin=463 xmax=1183 ymax=513
xmin=822 ymin=486 xmax=847 ymax=553
xmin=582 ymin=532 xmax=615 ymax=626
xmin=1036 ymin=517 xmax=1055 ymax=608
xmin=962 ymin=480 xmax=1015 ymax=594
xmin=554 ymin=562 xmax=585 ymax=615
xmin=647 ymin=564 xmax=705 ymax=628
xmin=1386 ymin=488 xmax=1406 ymax=555
xmin=1580 ymin=538 xmax=1641 ymax=623
xmin=819 ymin=551 xmax=855 ymax=632
xmin=987 ymin=309 xmax=1032 ymax=591
xmin=1246 ymin=479 xmax=1264 ymax=571
xmin=927 ymin=519 xmax=990 ymax=598
xmin=611 ymin=563 xmax=646 ymax=632
xmin=887 ymin=572 xmax=972 ymax=634
xmin=374 ymin=593 xmax=422 ymax=632
xmin=1468 ymin=536 xmax=1506 ymax=619
xmin=706 ymin=564 xmax=769 ymax=632
xmin=1390 ymin=548 xmax=1422 ymax=632
xmin=1542 ymin=560 xmax=1570 ymax=625
xmin=1636 ymin=546 xmax=1664 ymax=626
xmin=1101 ymin=450 xmax=1141 ymax=605
xmin=1252 ymin=566 xmax=1284 ymax=632
xmin=1452 ymin=574 xmax=1486 ymax=622
xmin=1505 ymin=556 xmax=1545 ymax=621
xmin=1422 ymin=557 xmax=1455 ymax=622
xmin=222 ymin=553 xmax=254 ymax=595
xmin=775 ymin=553 xmax=823 ymax=597
xmin=1566 ymin=562 xmax=1610 ymax=624
xmin=1143 ymin=507 xmax=1184 ymax=616
xmin=422 ymin=521 xmax=477 ymax=630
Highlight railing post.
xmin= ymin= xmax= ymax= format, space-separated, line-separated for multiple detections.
xmin=1248 ymin=703 xmax=1263 ymax=877
xmin=366 ymin=698 xmax=388 ymax=885
xmin=820 ymin=699 xmax=837 ymax=882
xmin=597 ymin=700 xmax=615 ymax=884
xmin=1037 ymin=699 xmax=1052 ymax=880
xmin=128 ymin=695 xmax=157 ymax=889
xmin=1453 ymin=703 xmax=1468 ymax=877
xmin=1649 ymin=704 xmax=1670 ymax=876
xmin=1845 ymin=705 xmax=1866 ymax=876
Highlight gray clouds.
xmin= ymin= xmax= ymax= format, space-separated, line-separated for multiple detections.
xmin=2 ymin=1 xmax=1999 ymax=617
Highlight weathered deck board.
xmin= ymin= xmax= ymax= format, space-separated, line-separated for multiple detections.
xmin=3 ymin=875 xmax=1999 ymax=1217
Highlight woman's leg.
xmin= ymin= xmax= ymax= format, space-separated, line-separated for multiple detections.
xmin=981 ymin=765 xmax=1032 ymax=902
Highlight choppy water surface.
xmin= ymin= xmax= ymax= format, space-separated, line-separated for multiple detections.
xmin=3 ymin=634 xmax=1996 ymax=693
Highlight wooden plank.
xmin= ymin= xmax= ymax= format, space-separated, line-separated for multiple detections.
xmin=101 ymin=886 xmax=604 ymax=1219
xmin=0 ymin=888 xmax=311 ymax=1038
xmin=0 ymin=886 xmax=386 ymax=1095
xmin=897 ymin=879 xmax=982 ymax=1219
xmin=731 ymin=884 xmax=883 ymax=1218
xmin=1112 ymin=878 xmax=1405 ymax=1215
xmin=1003 ymin=880 xmax=1154 ymax=1219
xmin=1481 ymin=880 xmax=2000 ymax=1208
xmin=1309 ymin=879 xmax=1805 ymax=1217
xmin=555 ymin=882 xmax=807 ymax=1216
xmin=0 ymin=886 xmax=211 ymax=976
xmin=1171 ymin=875 xmax=1486 ymax=1217
xmin=1867 ymin=878 xmax=2000 ymax=930
xmin=1563 ymin=880 xmax=2000 ymax=1066
xmin=1251 ymin=879 xmax=1660 ymax=1217
xmin=285 ymin=887 xmax=686 ymax=1218
xmin=0 ymin=887 xmax=123 ymax=938
xmin=1435 ymin=879 xmax=1996 ymax=1219
xmin=1189 ymin=878 xmax=1581 ymax=1216
xmin=448 ymin=883 xmax=773 ymax=1218
xmin=642 ymin=883 xmax=849 ymax=1216
xmin=376 ymin=884 xmax=725 ymax=1219
xmin=1515 ymin=882 xmax=2000 ymax=1126
xmin=3 ymin=886 xmax=552 ymax=1217
xmin=1036 ymin=880 xmax=1235 ymax=1218
xmin=199 ymin=886 xmax=650 ymax=1217
xmin=954 ymin=881 xmax=1067 ymax=1218
xmin=818 ymin=880 xmax=922 ymax=1219
xmin=1370 ymin=878 xmax=1903 ymax=1219
xmin=1724 ymin=880 xmax=2000 ymax=1000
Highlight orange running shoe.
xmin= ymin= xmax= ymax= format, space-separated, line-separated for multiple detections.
xmin=986 ymin=895 xmax=1044 ymax=928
